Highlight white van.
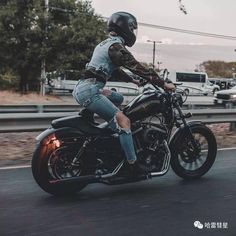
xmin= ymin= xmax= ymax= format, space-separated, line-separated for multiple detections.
xmin=168 ymin=71 xmax=220 ymax=95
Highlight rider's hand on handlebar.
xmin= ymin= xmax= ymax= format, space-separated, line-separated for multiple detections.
xmin=164 ymin=82 xmax=175 ymax=91
xmin=132 ymin=79 xmax=142 ymax=87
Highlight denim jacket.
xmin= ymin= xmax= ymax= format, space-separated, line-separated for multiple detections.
xmin=86 ymin=36 xmax=124 ymax=77
xmin=85 ymin=35 xmax=164 ymax=87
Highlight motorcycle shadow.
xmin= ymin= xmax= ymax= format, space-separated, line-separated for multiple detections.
xmin=38 ymin=175 xmax=214 ymax=205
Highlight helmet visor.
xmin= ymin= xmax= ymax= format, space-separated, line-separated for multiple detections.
xmin=133 ymin=28 xmax=138 ymax=37
xmin=129 ymin=20 xmax=138 ymax=37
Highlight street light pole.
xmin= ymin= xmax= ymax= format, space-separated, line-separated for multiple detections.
xmin=147 ymin=40 xmax=162 ymax=69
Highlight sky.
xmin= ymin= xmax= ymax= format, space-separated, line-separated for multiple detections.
xmin=91 ymin=0 xmax=236 ymax=46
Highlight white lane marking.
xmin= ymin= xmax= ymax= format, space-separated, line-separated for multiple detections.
xmin=218 ymin=147 xmax=236 ymax=151
xmin=0 ymin=147 xmax=236 ymax=170
xmin=0 ymin=165 xmax=30 ymax=170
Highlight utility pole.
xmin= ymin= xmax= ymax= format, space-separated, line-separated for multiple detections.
xmin=40 ymin=0 xmax=74 ymax=96
xmin=40 ymin=0 xmax=49 ymax=96
xmin=147 ymin=40 xmax=162 ymax=69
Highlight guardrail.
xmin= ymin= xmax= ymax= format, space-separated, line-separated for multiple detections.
xmin=0 ymin=109 xmax=236 ymax=133
xmin=0 ymin=104 xmax=80 ymax=113
xmin=0 ymin=102 xmax=227 ymax=114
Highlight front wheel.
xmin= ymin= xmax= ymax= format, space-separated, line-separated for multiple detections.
xmin=170 ymin=125 xmax=217 ymax=179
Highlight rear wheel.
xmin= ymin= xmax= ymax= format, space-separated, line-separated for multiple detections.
xmin=171 ymin=125 xmax=217 ymax=179
xmin=32 ymin=138 xmax=88 ymax=196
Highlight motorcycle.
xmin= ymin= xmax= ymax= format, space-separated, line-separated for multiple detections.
xmin=32 ymin=70 xmax=217 ymax=196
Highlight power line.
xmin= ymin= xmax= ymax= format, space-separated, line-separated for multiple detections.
xmin=103 ymin=17 xmax=236 ymax=41
xmin=139 ymin=22 xmax=236 ymax=41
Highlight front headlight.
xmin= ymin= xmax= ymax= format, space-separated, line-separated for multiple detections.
xmin=230 ymin=94 xmax=236 ymax=99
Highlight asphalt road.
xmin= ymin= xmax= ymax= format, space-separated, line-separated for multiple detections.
xmin=0 ymin=149 xmax=236 ymax=236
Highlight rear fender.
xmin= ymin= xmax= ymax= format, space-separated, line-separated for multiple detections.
xmin=36 ymin=127 xmax=84 ymax=146
xmin=169 ymin=121 xmax=203 ymax=151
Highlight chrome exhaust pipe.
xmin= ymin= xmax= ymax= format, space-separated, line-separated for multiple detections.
xmin=150 ymin=140 xmax=171 ymax=177
xmin=50 ymin=160 xmax=125 ymax=186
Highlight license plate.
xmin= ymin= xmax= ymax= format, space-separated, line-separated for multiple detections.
xmin=217 ymin=99 xmax=223 ymax=104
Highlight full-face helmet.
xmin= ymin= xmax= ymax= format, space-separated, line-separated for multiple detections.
xmin=107 ymin=12 xmax=138 ymax=47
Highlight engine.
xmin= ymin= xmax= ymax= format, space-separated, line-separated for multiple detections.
xmin=133 ymin=123 xmax=169 ymax=172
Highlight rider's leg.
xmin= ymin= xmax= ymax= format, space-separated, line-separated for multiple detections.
xmin=87 ymin=94 xmax=137 ymax=164
xmin=102 ymin=89 xmax=124 ymax=107
xmin=75 ymin=87 xmax=123 ymax=122
xmin=114 ymin=111 xmax=137 ymax=164
xmin=73 ymin=80 xmax=137 ymax=164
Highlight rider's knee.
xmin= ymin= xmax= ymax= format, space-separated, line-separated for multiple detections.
xmin=115 ymin=93 xmax=124 ymax=106
xmin=108 ymin=112 xmax=131 ymax=134
xmin=116 ymin=112 xmax=130 ymax=128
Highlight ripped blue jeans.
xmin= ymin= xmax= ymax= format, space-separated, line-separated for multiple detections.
xmin=72 ymin=78 xmax=137 ymax=164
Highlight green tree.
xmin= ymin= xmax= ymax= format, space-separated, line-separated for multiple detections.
xmin=0 ymin=0 xmax=106 ymax=92
xmin=199 ymin=60 xmax=236 ymax=78
xmin=0 ymin=0 xmax=42 ymax=92
xmin=46 ymin=0 xmax=106 ymax=72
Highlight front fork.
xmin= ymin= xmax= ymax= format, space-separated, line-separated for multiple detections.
xmin=175 ymin=104 xmax=200 ymax=152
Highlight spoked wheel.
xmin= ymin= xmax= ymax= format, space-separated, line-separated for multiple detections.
xmin=32 ymin=140 xmax=88 ymax=196
xmin=171 ymin=125 xmax=217 ymax=179
xmin=49 ymin=146 xmax=83 ymax=180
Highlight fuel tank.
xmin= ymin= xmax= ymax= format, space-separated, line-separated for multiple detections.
xmin=123 ymin=89 xmax=165 ymax=122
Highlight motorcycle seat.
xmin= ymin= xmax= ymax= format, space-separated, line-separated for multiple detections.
xmin=51 ymin=115 xmax=114 ymax=136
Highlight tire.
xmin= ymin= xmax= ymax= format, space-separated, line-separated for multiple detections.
xmin=170 ymin=125 xmax=217 ymax=180
xmin=32 ymin=140 xmax=88 ymax=196
xmin=213 ymin=88 xmax=219 ymax=95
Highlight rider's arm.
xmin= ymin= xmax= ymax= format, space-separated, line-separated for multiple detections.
xmin=112 ymin=68 xmax=134 ymax=83
xmin=108 ymin=43 xmax=165 ymax=88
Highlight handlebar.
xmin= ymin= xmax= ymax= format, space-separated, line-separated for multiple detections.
xmin=138 ymin=78 xmax=149 ymax=87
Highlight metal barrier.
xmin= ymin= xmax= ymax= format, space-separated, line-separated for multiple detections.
xmin=0 ymin=109 xmax=236 ymax=133
xmin=0 ymin=102 xmax=227 ymax=114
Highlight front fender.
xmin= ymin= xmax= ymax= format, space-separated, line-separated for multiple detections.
xmin=169 ymin=121 xmax=203 ymax=152
xmin=36 ymin=127 xmax=84 ymax=146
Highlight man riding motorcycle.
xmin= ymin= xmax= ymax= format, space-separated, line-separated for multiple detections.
xmin=72 ymin=11 xmax=175 ymax=167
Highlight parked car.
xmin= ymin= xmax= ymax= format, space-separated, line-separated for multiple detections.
xmin=209 ymin=78 xmax=235 ymax=90
xmin=214 ymin=86 xmax=236 ymax=105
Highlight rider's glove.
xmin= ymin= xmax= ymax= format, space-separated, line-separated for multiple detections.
xmin=164 ymin=82 xmax=175 ymax=91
